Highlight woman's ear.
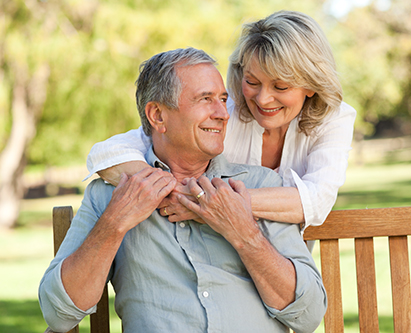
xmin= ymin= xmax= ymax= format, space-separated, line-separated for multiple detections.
xmin=306 ymin=89 xmax=315 ymax=98
xmin=146 ymin=102 xmax=167 ymax=134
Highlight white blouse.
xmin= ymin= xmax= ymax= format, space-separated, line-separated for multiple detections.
xmin=86 ymin=98 xmax=356 ymax=227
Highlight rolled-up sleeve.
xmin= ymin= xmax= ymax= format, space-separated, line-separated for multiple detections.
xmin=84 ymin=127 xmax=151 ymax=180
xmin=39 ymin=179 xmax=113 ymax=331
xmin=260 ymin=220 xmax=327 ymax=332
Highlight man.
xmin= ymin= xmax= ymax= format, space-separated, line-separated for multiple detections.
xmin=39 ymin=48 xmax=326 ymax=333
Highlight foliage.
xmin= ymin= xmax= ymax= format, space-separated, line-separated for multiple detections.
xmin=1 ymin=0 xmax=324 ymax=167
xmin=330 ymin=0 xmax=411 ymax=138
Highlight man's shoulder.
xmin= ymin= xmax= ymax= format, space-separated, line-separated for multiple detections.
xmin=231 ymin=163 xmax=283 ymax=189
xmin=84 ymin=178 xmax=116 ymax=207
xmin=210 ymin=155 xmax=282 ymax=189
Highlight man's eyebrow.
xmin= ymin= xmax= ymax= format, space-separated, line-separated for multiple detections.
xmin=195 ymin=91 xmax=229 ymax=99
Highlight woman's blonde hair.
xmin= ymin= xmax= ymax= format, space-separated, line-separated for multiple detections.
xmin=227 ymin=10 xmax=342 ymax=135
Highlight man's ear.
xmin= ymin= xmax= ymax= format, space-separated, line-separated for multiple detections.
xmin=146 ymin=102 xmax=167 ymax=134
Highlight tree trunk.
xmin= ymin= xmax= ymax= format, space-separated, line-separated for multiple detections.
xmin=0 ymin=63 xmax=49 ymax=229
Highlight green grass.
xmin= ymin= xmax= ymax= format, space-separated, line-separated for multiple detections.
xmin=334 ymin=161 xmax=411 ymax=210
xmin=1 ymin=161 xmax=410 ymax=332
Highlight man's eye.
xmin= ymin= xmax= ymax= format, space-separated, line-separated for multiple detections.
xmin=245 ymin=80 xmax=258 ymax=86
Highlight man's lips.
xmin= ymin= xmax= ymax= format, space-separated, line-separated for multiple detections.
xmin=200 ymin=128 xmax=222 ymax=133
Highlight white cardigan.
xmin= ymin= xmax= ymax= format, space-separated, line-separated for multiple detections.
xmin=86 ymin=98 xmax=356 ymax=228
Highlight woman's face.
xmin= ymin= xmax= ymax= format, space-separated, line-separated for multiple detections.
xmin=241 ymin=55 xmax=315 ymax=132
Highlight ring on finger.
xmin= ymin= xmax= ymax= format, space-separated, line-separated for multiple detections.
xmin=163 ymin=207 xmax=168 ymax=216
xmin=196 ymin=190 xmax=205 ymax=199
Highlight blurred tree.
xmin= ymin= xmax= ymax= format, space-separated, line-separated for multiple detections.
xmin=329 ymin=0 xmax=411 ymax=138
xmin=0 ymin=0 xmax=340 ymax=228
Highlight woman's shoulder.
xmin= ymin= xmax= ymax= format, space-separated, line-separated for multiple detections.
xmin=319 ymin=101 xmax=357 ymax=128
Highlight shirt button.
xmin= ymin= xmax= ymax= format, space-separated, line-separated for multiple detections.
xmin=179 ymin=222 xmax=186 ymax=228
xmin=203 ymin=291 xmax=209 ymax=298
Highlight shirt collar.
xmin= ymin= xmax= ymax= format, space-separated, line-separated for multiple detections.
xmin=145 ymin=145 xmax=249 ymax=180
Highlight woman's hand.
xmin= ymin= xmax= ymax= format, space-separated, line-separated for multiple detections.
xmin=158 ymin=179 xmax=204 ymax=223
xmin=177 ymin=176 xmax=258 ymax=246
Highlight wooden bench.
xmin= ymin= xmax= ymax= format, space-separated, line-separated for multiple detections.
xmin=46 ymin=206 xmax=411 ymax=333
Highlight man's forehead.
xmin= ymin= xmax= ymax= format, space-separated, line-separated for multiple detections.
xmin=177 ymin=64 xmax=227 ymax=95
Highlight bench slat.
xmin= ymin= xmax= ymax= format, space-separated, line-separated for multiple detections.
xmin=389 ymin=236 xmax=411 ymax=331
xmin=355 ymin=238 xmax=379 ymax=332
xmin=320 ymin=239 xmax=344 ymax=332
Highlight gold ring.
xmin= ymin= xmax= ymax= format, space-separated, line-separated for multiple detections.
xmin=163 ymin=207 xmax=168 ymax=216
xmin=196 ymin=190 xmax=205 ymax=199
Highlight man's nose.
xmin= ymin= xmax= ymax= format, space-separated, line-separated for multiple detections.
xmin=212 ymin=100 xmax=229 ymax=120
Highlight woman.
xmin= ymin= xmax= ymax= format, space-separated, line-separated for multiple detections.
xmin=85 ymin=10 xmax=356 ymax=230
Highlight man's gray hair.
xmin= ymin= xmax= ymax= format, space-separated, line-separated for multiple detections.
xmin=136 ymin=48 xmax=217 ymax=136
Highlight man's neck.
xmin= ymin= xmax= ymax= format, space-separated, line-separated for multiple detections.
xmin=152 ymin=147 xmax=211 ymax=182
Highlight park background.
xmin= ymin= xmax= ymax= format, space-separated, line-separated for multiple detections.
xmin=1 ymin=0 xmax=411 ymax=332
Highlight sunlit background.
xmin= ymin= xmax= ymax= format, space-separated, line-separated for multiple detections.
xmin=1 ymin=0 xmax=410 ymax=332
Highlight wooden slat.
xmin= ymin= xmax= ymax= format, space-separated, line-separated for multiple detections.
xmin=355 ymin=238 xmax=379 ymax=333
xmin=320 ymin=239 xmax=344 ymax=333
xmin=51 ymin=206 xmax=79 ymax=333
xmin=50 ymin=206 xmax=111 ymax=333
xmin=52 ymin=206 xmax=73 ymax=256
xmin=304 ymin=207 xmax=411 ymax=241
xmin=91 ymin=285 xmax=111 ymax=333
xmin=389 ymin=236 xmax=411 ymax=331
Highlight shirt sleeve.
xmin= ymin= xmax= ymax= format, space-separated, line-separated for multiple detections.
xmin=38 ymin=179 xmax=114 ymax=331
xmin=283 ymin=102 xmax=356 ymax=228
xmin=84 ymin=127 xmax=151 ymax=180
xmin=260 ymin=221 xmax=327 ymax=332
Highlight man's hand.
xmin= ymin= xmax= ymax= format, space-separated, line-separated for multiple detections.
xmin=158 ymin=180 xmax=203 ymax=223
xmin=103 ymin=168 xmax=176 ymax=233
xmin=176 ymin=176 xmax=258 ymax=246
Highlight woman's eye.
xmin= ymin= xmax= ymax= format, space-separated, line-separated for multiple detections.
xmin=275 ymin=86 xmax=288 ymax=91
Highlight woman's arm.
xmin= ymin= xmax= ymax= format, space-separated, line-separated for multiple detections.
xmin=86 ymin=128 xmax=152 ymax=184
xmin=98 ymin=161 xmax=149 ymax=186
xmin=249 ymin=187 xmax=304 ymax=223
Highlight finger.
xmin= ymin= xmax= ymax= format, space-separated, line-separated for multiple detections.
xmin=228 ymin=178 xmax=247 ymax=195
xmin=186 ymin=178 xmax=204 ymax=197
xmin=156 ymin=177 xmax=176 ymax=200
xmin=177 ymin=194 xmax=201 ymax=215
xmin=210 ymin=177 xmax=230 ymax=191
xmin=158 ymin=206 xmax=171 ymax=217
xmin=196 ymin=176 xmax=216 ymax=194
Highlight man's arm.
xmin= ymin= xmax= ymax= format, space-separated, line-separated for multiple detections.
xmin=178 ymin=176 xmax=296 ymax=309
xmin=178 ymin=176 xmax=326 ymax=332
xmin=39 ymin=168 xmax=176 ymax=332
xmin=62 ymin=169 xmax=175 ymax=311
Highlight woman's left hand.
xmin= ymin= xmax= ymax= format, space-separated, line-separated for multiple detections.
xmin=158 ymin=180 xmax=204 ymax=223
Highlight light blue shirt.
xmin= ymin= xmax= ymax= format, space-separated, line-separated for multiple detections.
xmin=39 ymin=149 xmax=326 ymax=333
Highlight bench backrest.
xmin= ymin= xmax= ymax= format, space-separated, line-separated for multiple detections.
xmin=303 ymin=206 xmax=411 ymax=332
xmin=48 ymin=206 xmax=411 ymax=333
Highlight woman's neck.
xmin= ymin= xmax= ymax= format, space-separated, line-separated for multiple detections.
xmin=261 ymin=126 xmax=288 ymax=170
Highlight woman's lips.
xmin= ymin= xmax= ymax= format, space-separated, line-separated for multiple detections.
xmin=257 ymin=105 xmax=283 ymax=117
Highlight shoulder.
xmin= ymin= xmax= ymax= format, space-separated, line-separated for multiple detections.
xmin=309 ymin=101 xmax=356 ymax=139
xmin=230 ymin=163 xmax=283 ymax=189
xmin=324 ymin=101 xmax=356 ymax=124
xmin=84 ymin=178 xmax=115 ymax=213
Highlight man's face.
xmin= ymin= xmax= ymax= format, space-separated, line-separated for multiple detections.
xmin=162 ymin=63 xmax=229 ymax=162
